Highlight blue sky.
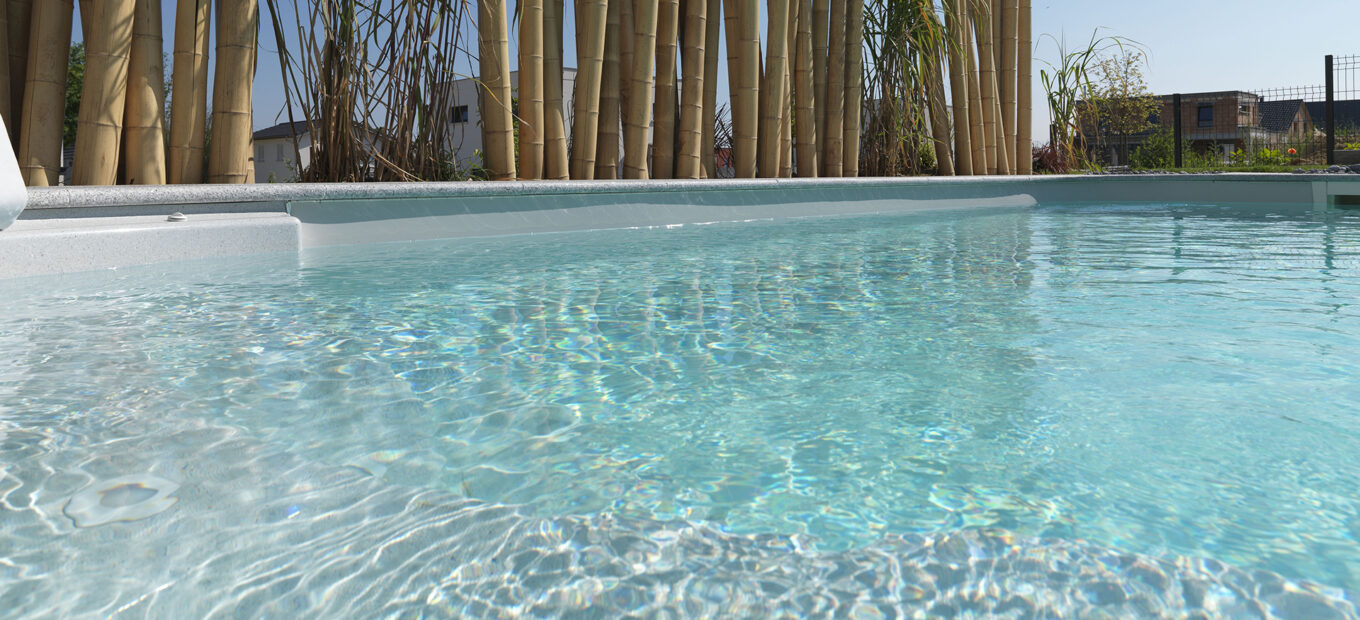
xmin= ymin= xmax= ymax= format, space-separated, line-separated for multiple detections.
xmin=74 ymin=1 xmax=1360 ymax=145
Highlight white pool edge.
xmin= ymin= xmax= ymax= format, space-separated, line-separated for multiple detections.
xmin=3 ymin=174 xmax=1360 ymax=279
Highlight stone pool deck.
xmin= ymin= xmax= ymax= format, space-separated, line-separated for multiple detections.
xmin=2 ymin=174 xmax=1359 ymax=279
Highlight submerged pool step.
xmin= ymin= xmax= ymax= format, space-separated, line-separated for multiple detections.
xmin=0 ymin=212 xmax=299 ymax=278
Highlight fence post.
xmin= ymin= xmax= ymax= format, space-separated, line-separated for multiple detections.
xmin=1173 ymin=94 xmax=1182 ymax=168
xmin=1326 ymin=55 xmax=1335 ymax=166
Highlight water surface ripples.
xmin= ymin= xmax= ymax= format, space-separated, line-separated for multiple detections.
xmin=2 ymin=203 xmax=1360 ymax=616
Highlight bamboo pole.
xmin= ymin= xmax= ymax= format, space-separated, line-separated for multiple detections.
xmin=594 ymin=0 xmax=621 ymax=178
xmin=6 ymin=0 xmax=30 ymax=149
xmin=122 ymin=0 xmax=165 ymax=184
xmin=811 ymin=0 xmax=827 ymax=172
xmin=206 ymin=0 xmax=257 ymax=184
xmin=1017 ymin=0 xmax=1031 ymax=174
xmin=993 ymin=78 xmax=1010 ymax=174
xmin=653 ymin=0 xmax=679 ymax=179
xmin=169 ymin=0 xmax=211 ymax=184
xmin=573 ymin=0 xmax=607 ymax=179
xmin=944 ymin=0 xmax=972 ymax=175
xmin=74 ymin=0 xmax=135 ymax=185
xmin=676 ymin=0 xmax=706 ymax=179
xmin=623 ymin=0 xmax=658 ymax=179
xmin=973 ymin=0 xmax=997 ymax=175
xmin=0 ymin=5 xmax=9 ymax=135
xmin=783 ymin=0 xmax=794 ymax=176
xmin=478 ymin=0 xmax=515 ymax=180
xmin=759 ymin=0 xmax=791 ymax=178
xmin=720 ymin=0 xmax=739 ymax=176
xmin=1001 ymin=0 xmax=1017 ymax=173
xmin=15 ymin=0 xmax=70 ymax=186
xmin=925 ymin=50 xmax=954 ymax=175
xmin=963 ymin=1 xmax=985 ymax=175
xmin=822 ymin=0 xmax=844 ymax=176
xmin=991 ymin=0 xmax=1002 ymax=69
xmin=842 ymin=0 xmax=862 ymax=176
xmin=619 ymin=0 xmax=634 ymax=149
xmin=793 ymin=0 xmax=816 ymax=176
xmin=730 ymin=0 xmax=759 ymax=177
xmin=700 ymin=0 xmax=720 ymax=177
xmin=518 ymin=0 xmax=544 ymax=179
xmin=779 ymin=0 xmax=795 ymax=177
xmin=544 ymin=0 xmax=569 ymax=179
xmin=989 ymin=0 xmax=1011 ymax=177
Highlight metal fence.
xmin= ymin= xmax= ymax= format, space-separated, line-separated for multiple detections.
xmin=1163 ymin=54 xmax=1360 ymax=168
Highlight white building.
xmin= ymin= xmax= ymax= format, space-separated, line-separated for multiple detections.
xmin=253 ymin=121 xmax=311 ymax=183
xmin=439 ymin=68 xmax=577 ymax=169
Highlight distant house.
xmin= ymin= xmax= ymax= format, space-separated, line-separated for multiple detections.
xmin=1081 ymin=91 xmax=1318 ymax=165
xmin=1257 ymin=99 xmax=1313 ymax=139
xmin=253 ymin=121 xmax=311 ymax=183
xmin=1304 ymin=100 xmax=1360 ymax=133
xmin=433 ymin=68 xmax=579 ymax=170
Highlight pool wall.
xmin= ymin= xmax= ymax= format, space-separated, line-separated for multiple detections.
xmin=2 ymin=174 xmax=1359 ymax=278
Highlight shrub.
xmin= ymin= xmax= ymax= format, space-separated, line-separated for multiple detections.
xmin=1250 ymin=147 xmax=1289 ymax=166
xmin=1130 ymin=128 xmax=1174 ymax=169
xmin=1033 ymin=142 xmax=1069 ymax=174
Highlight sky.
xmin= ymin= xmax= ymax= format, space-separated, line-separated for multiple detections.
xmin=71 ymin=0 xmax=1360 ymax=144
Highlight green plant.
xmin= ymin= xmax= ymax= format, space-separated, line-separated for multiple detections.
xmin=262 ymin=0 xmax=469 ymax=182
xmin=1251 ymin=147 xmax=1289 ymax=166
xmin=1130 ymin=128 xmax=1173 ymax=169
xmin=859 ymin=0 xmax=948 ymax=176
xmin=1038 ymin=30 xmax=1141 ymax=172
xmin=1086 ymin=50 xmax=1157 ymax=166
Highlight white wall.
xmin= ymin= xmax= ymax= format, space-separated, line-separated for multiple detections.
xmin=254 ymin=134 xmax=312 ymax=183
xmin=441 ymin=69 xmax=578 ymax=170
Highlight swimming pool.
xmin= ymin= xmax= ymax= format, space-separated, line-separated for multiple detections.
xmin=2 ymin=200 xmax=1359 ymax=617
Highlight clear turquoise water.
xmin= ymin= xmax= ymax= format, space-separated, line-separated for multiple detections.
xmin=2 ymin=203 xmax=1359 ymax=617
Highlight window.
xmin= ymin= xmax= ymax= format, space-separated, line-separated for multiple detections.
xmin=277 ymin=144 xmax=284 ymax=161
xmin=451 ymin=105 xmax=470 ymax=123
xmin=1197 ymin=104 xmax=1214 ymax=128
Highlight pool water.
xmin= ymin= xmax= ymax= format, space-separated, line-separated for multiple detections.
xmin=2 ymin=203 xmax=1360 ymax=617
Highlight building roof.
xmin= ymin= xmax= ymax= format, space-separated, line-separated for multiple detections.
xmin=253 ymin=120 xmax=310 ymax=140
xmin=1156 ymin=90 xmax=1260 ymax=102
xmin=1305 ymin=100 xmax=1360 ymax=130
xmin=1258 ymin=99 xmax=1305 ymax=132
